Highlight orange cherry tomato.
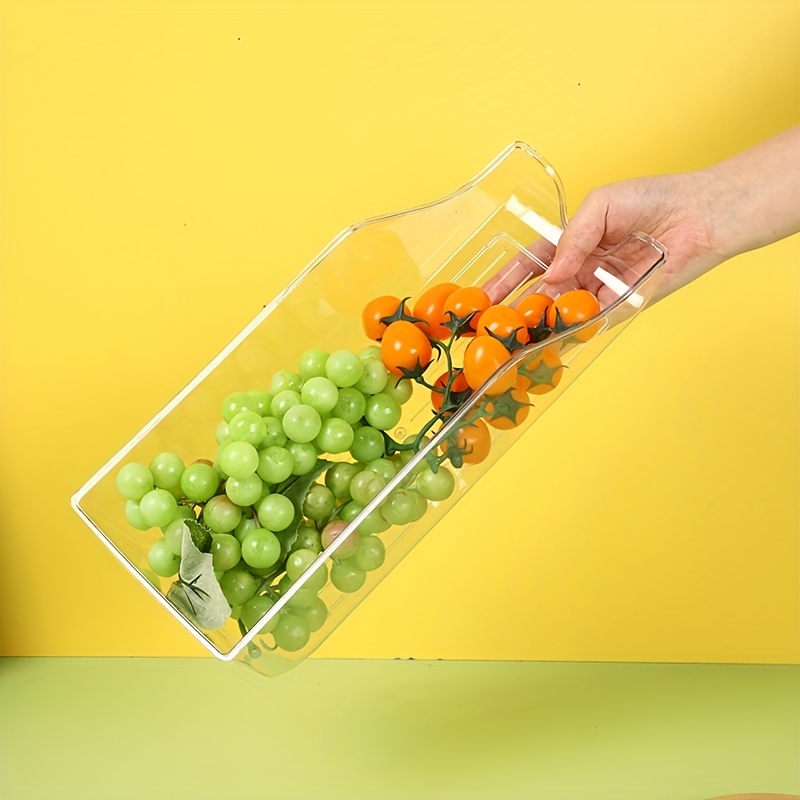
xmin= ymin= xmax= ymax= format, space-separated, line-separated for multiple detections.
xmin=441 ymin=286 xmax=491 ymax=336
xmin=381 ymin=320 xmax=433 ymax=377
xmin=519 ymin=346 xmax=563 ymax=395
xmin=475 ymin=304 xmax=530 ymax=347
xmin=484 ymin=385 xmax=530 ymax=430
xmin=442 ymin=418 xmax=491 ymax=465
xmin=462 ymin=336 xmax=517 ymax=396
xmin=362 ymin=296 xmax=410 ymax=341
xmin=431 ymin=370 xmax=470 ymax=413
xmin=515 ymin=293 xmax=553 ymax=330
xmin=546 ymin=289 xmax=601 ymax=341
xmin=413 ymin=282 xmax=460 ymax=340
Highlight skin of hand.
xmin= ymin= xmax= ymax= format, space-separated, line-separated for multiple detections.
xmin=485 ymin=126 xmax=800 ymax=305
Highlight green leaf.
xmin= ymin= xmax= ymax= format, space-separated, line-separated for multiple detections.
xmin=184 ymin=518 xmax=213 ymax=553
xmin=166 ymin=528 xmax=231 ymax=629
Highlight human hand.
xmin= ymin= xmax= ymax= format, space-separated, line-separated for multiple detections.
xmin=486 ymin=126 xmax=800 ymax=307
xmin=484 ymin=171 xmax=718 ymax=308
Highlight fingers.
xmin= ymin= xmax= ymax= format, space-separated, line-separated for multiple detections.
xmin=543 ymin=190 xmax=608 ymax=285
xmin=482 ymin=252 xmax=536 ymax=303
xmin=482 ymin=240 xmax=553 ymax=303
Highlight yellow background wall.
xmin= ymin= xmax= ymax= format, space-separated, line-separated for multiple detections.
xmin=1 ymin=0 xmax=797 ymax=663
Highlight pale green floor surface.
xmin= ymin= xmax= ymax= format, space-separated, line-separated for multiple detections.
xmin=0 ymin=658 xmax=798 ymax=800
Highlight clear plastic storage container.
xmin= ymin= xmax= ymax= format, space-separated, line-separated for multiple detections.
xmin=72 ymin=143 xmax=667 ymax=677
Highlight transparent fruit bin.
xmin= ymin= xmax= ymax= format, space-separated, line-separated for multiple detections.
xmin=72 ymin=142 xmax=667 ymax=677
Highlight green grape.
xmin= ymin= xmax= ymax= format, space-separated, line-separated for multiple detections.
xmin=164 ymin=517 xmax=188 ymax=555
xmin=330 ymin=387 xmax=367 ymax=426
xmin=234 ymin=513 xmax=261 ymax=543
xmin=162 ymin=505 xmax=196 ymax=532
xmin=350 ymin=426 xmax=385 ymax=462
xmin=240 ymin=594 xmax=279 ymax=634
xmin=139 ymin=488 xmax=179 ymax=528
xmin=325 ymin=350 xmax=363 ymax=388
xmin=365 ymin=393 xmax=402 ymax=431
xmin=220 ymin=568 xmax=257 ymax=606
xmin=338 ymin=500 xmax=362 ymax=522
xmin=271 ymin=370 xmax=303 ymax=395
xmin=285 ymin=584 xmax=318 ymax=610
xmin=211 ymin=533 xmax=242 ymax=571
xmin=354 ymin=535 xmax=386 ymax=572
xmin=417 ymin=465 xmax=455 ymax=501
xmin=298 ymin=348 xmax=330 ymax=381
xmin=294 ymin=597 xmax=328 ymax=633
xmin=248 ymin=563 xmax=277 ymax=578
xmin=281 ymin=404 xmax=322 ymax=444
xmin=321 ymin=520 xmax=359 ymax=559
xmin=381 ymin=488 xmax=427 ymax=525
xmin=302 ymin=484 xmax=335 ymax=521
xmin=286 ymin=442 xmax=318 ymax=475
xmin=292 ymin=524 xmax=322 ymax=553
xmin=149 ymin=453 xmax=185 ymax=490
xmin=354 ymin=359 xmax=389 ymax=395
xmin=357 ymin=506 xmax=391 ymax=535
xmin=398 ymin=436 xmax=432 ymax=476
xmin=228 ymin=411 xmax=267 ymax=446
xmin=301 ymin=376 xmax=339 ymax=414
xmin=203 ymin=496 xmax=243 ymax=533
xmin=315 ymin=418 xmax=354 ymax=454
xmin=247 ymin=389 xmax=272 ymax=416
xmin=331 ymin=560 xmax=366 ymax=593
xmin=222 ymin=391 xmax=257 ymax=423
xmin=324 ymin=462 xmax=360 ymax=499
xmin=365 ymin=457 xmax=397 ymax=483
xmin=241 ymin=528 xmax=281 ymax=569
xmin=286 ymin=548 xmax=328 ymax=592
xmin=271 ymin=390 xmax=302 ymax=419
xmin=360 ymin=345 xmax=382 ymax=361
xmin=215 ymin=440 xmax=231 ymax=473
xmin=125 ymin=500 xmax=151 ymax=531
xmin=225 ymin=473 xmax=263 ymax=507
xmin=349 ymin=470 xmax=385 ymax=506
xmin=273 ymin=613 xmax=311 ymax=651
xmin=257 ymin=446 xmax=294 ymax=484
xmin=116 ymin=463 xmax=154 ymax=502
xmin=259 ymin=416 xmax=287 ymax=448
xmin=385 ymin=377 xmax=413 ymax=405
xmin=147 ymin=538 xmax=181 ymax=577
xmin=215 ymin=421 xmax=230 ymax=444
xmin=256 ymin=493 xmax=294 ymax=531
xmin=340 ymin=501 xmax=390 ymax=534
xmin=218 ymin=441 xmax=259 ymax=480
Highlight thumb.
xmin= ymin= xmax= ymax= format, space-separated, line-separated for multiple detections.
xmin=544 ymin=192 xmax=607 ymax=284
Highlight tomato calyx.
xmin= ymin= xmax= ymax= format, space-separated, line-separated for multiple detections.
xmin=484 ymin=326 xmax=530 ymax=353
xmin=442 ymin=309 xmax=480 ymax=338
xmin=438 ymin=385 xmax=472 ymax=415
xmin=379 ymin=296 xmax=424 ymax=329
xmin=518 ymin=355 xmax=565 ymax=390
xmin=478 ymin=391 xmax=532 ymax=427
xmin=433 ymin=379 xmax=472 ymax=416
xmin=528 ymin=309 xmax=553 ymax=343
xmin=395 ymin=358 xmax=433 ymax=381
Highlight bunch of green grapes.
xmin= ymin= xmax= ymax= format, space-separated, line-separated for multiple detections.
xmin=115 ymin=345 xmax=456 ymax=654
